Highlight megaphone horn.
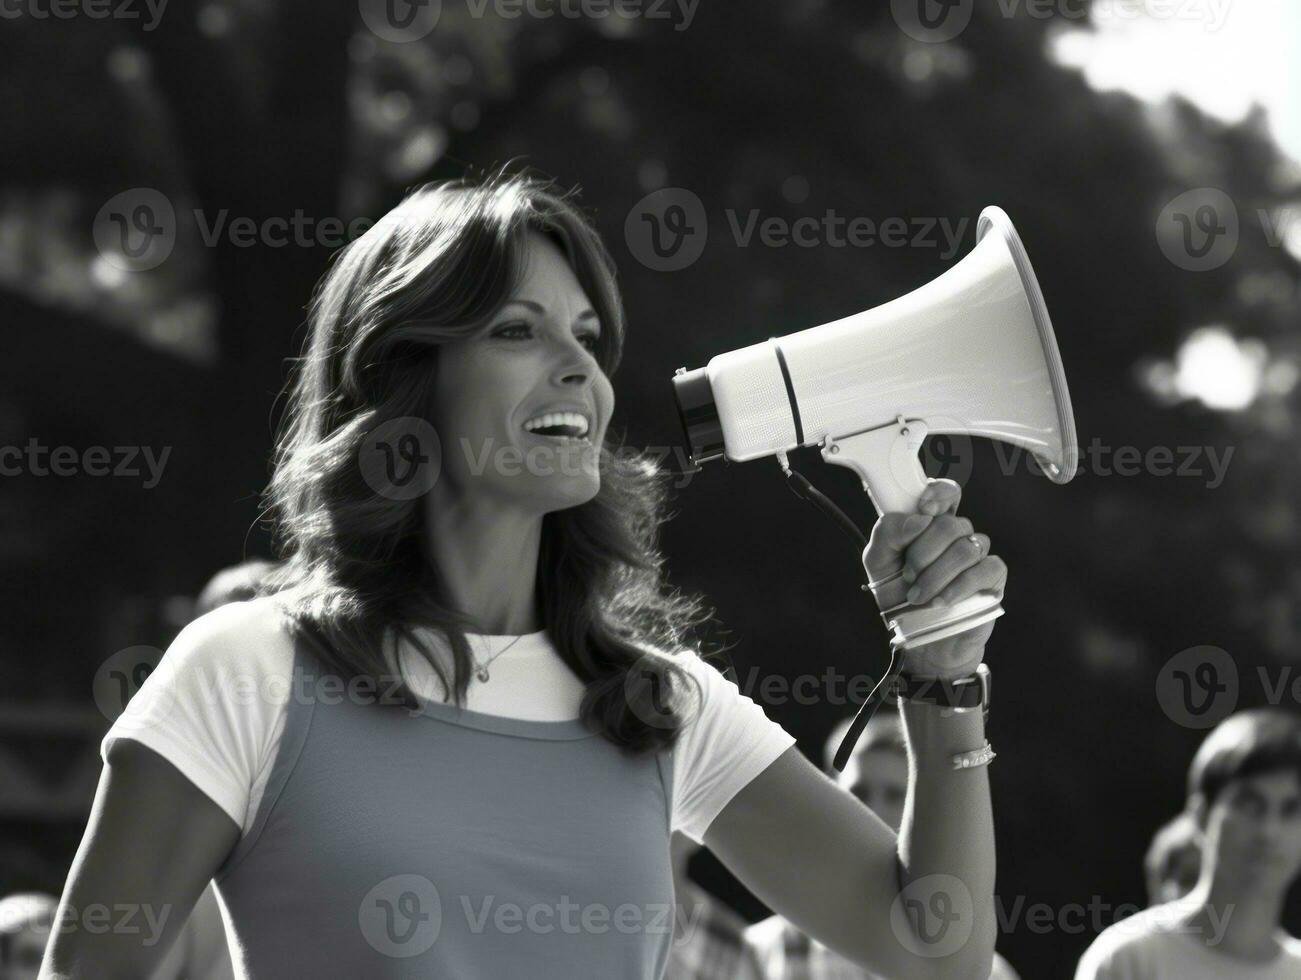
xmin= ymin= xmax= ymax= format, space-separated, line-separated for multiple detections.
xmin=672 ymin=206 xmax=1078 ymax=649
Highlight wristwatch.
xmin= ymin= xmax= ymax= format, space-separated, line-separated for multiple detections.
xmin=891 ymin=663 xmax=991 ymax=715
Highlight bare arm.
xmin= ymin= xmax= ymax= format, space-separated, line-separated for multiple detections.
xmin=39 ymin=740 xmax=240 ymax=980
xmin=706 ymin=704 xmax=994 ymax=980
xmin=706 ymin=479 xmax=1001 ymax=980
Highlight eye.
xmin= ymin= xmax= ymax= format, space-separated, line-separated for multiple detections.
xmin=493 ymin=321 xmax=532 ymax=339
xmin=578 ymin=331 xmax=600 ymax=352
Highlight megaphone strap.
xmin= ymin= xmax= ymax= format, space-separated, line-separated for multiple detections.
xmin=832 ymin=643 xmax=904 ymax=773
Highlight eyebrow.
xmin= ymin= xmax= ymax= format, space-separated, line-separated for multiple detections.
xmin=500 ymin=300 xmax=600 ymax=324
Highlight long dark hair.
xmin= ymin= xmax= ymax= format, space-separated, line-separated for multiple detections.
xmin=261 ymin=169 xmax=711 ymax=753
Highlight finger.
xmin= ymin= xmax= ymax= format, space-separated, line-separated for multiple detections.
xmin=918 ymin=478 xmax=962 ymax=517
xmin=901 ymin=514 xmax=974 ymax=583
xmin=863 ymin=512 xmax=935 ymax=581
xmin=907 ymin=533 xmax=991 ymax=605
xmin=933 ymin=555 xmax=1008 ymax=607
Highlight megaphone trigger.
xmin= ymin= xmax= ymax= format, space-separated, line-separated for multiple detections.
xmin=820 ymin=418 xmax=932 ymax=515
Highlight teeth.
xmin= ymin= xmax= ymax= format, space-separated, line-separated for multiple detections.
xmin=522 ymin=412 xmax=590 ymax=437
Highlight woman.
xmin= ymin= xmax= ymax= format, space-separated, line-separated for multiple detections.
xmin=42 ymin=172 xmax=1003 ymax=979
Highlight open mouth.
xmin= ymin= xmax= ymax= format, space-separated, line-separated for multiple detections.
xmin=522 ymin=411 xmax=593 ymax=444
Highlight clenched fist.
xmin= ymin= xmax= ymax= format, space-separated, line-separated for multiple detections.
xmin=863 ymin=478 xmax=1007 ymax=681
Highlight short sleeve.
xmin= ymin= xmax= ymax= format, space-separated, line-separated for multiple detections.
xmin=670 ymin=655 xmax=797 ymax=844
xmin=99 ymin=598 xmax=292 ymax=834
xmin=1073 ymin=927 xmax=1141 ymax=980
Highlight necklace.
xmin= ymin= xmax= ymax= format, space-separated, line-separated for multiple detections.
xmin=471 ymin=634 xmax=525 ymax=682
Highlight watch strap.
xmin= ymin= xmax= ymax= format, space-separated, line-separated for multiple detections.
xmin=893 ymin=663 xmax=990 ymax=710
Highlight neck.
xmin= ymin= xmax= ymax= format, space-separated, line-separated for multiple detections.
xmin=1184 ymin=867 xmax=1286 ymax=961
xmin=423 ymin=488 xmax=544 ymax=635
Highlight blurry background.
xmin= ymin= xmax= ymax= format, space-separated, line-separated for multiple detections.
xmin=2 ymin=0 xmax=1299 ymax=975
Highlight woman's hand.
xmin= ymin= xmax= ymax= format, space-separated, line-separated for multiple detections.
xmin=862 ymin=478 xmax=1007 ymax=681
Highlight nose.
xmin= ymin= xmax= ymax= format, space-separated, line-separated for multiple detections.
xmin=550 ymin=336 xmax=597 ymax=389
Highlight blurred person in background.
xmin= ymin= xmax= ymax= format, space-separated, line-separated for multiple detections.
xmin=193 ymin=558 xmax=279 ymax=618
xmin=1143 ymin=812 xmax=1201 ymax=908
xmin=745 ymin=705 xmax=1020 ymax=980
xmin=2 ymin=562 xmax=272 ymax=980
xmin=664 ymin=831 xmax=763 ymax=979
xmin=1 ymin=893 xmax=55 ymax=980
xmin=42 ymin=173 xmax=1005 ymax=978
xmin=1076 ymin=707 xmax=1301 ymax=979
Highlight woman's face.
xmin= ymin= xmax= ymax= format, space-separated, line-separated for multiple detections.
xmin=427 ymin=230 xmax=614 ymax=513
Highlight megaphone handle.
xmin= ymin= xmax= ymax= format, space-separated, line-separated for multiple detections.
xmin=820 ymin=419 xmax=1005 ymax=649
xmin=820 ymin=419 xmax=931 ymax=515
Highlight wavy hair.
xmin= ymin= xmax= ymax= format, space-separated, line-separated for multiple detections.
xmin=261 ymin=169 xmax=712 ymax=753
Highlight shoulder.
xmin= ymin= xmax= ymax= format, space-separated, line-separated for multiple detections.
xmin=165 ymin=593 xmax=297 ymax=675
xmin=129 ymin=594 xmax=298 ymax=722
xmin=1076 ymin=904 xmax=1189 ymax=977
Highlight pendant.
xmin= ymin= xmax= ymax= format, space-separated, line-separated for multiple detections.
xmin=476 ymin=667 xmax=490 ymax=682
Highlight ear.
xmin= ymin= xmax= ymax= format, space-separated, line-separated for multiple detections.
xmin=1188 ymin=794 xmax=1210 ymax=837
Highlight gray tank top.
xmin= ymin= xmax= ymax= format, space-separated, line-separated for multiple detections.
xmin=213 ymin=631 xmax=677 ymax=978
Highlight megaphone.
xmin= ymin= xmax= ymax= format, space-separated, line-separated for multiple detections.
xmin=672 ymin=206 xmax=1077 ymax=649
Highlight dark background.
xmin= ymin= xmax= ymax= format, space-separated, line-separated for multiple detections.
xmin=2 ymin=1 xmax=1299 ymax=976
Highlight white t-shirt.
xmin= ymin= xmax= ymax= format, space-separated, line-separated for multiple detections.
xmin=100 ymin=594 xmax=797 ymax=846
xmin=1075 ymin=902 xmax=1301 ymax=980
